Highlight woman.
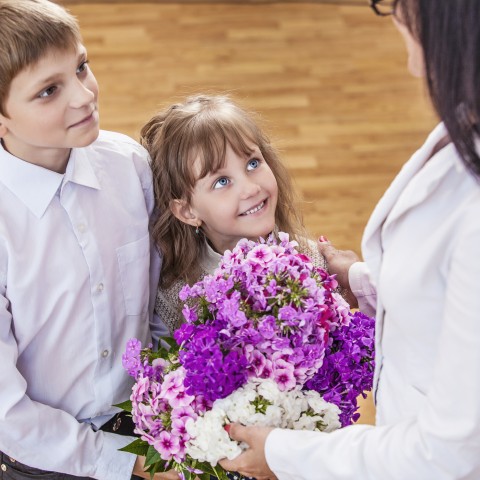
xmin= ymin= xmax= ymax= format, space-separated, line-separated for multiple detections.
xmin=220 ymin=1 xmax=480 ymax=478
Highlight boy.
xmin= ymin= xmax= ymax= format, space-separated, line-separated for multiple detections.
xmin=0 ymin=1 xmax=169 ymax=478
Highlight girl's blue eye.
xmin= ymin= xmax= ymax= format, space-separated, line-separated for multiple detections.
xmin=247 ymin=158 xmax=260 ymax=170
xmin=38 ymin=86 xmax=57 ymax=98
xmin=213 ymin=177 xmax=230 ymax=189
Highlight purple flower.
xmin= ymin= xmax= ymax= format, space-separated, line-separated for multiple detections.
xmin=176 ymin=233 xmax=360 ymax=400
xmin=305 ymin=311 xmax=375 ymax=426
xmin=122 ymin=338 xmax=143 ymax=378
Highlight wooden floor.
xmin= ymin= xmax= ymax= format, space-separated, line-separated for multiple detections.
xmin=64 ymin=1 xmax=437 ymax=425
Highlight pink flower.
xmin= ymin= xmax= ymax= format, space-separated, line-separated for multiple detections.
xmin=247 ymin=349 xmax=267 ymax=377
xmin=260 ymin=359 xmax=274 ymax=379
xmin=274 ymin=368 xmax=296 ymax=391
xmin=168 ymin=388 xmax=195 ymax=409
xmin=273 ymin=359 xmax=296 ymax=391
xmin=247 ymin=244 xmax=274 ymax=265
xmin=171 ymin=417 xmax=190 ymax=440
xmin=154 ymin=431 xmax=181 ymax=461
xmin=160 ymin=370 xmax=183 ymax=397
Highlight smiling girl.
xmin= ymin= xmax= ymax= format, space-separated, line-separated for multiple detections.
xmin=141 ymin=94 xmax=339 ymax=333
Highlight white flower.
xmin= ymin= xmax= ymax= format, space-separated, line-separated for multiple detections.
xmin=279 ymin=389 xmax=306 ymax=426
xmin=303 ymin=391 xmax=341 ymax=432
xmin=184 ymin=377 xmax=341 ymax=466
xmin=292 ymin=413 xmax=323 ymax=431
xmin=186 ymin=410 xmax=241 ymax=465
xmin=256 ymin=378 xmax=283 ymax=404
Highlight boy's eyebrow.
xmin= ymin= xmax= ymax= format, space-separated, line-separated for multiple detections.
xmin=32 ymin=50 xmax=87 ymax=90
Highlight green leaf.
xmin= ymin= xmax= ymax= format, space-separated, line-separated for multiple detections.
xmin=145 ymin=460 xmax=167 ymax=478
xmin=217 ymin=469 xmax=231 ymax=480
xmin=113 ymin=400 xmax=132 ymax=412
xmin=181 ymin=469 xmax=193 ymax=480
xmin=161 ymin=336 xmax=179 ymax=350
xmin=144 ymin=445 xmax=162 ymax=467
xmin=118 ymin=438 xmax=149 ymax=456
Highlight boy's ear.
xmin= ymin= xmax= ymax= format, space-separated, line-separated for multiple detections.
xmin=170 ymin=199 xmax=200 ymax=227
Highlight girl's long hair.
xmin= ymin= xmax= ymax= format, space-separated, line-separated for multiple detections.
xmin=141 ymin=94 xmax=305 ymax=288
xmin=398 ymin=0 xmax=480 ymax=177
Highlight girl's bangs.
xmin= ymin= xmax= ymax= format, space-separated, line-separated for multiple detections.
xmin=194 ymin=118 xmax=259 ymax=180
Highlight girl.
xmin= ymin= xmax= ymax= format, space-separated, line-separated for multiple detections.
xmin=141 ymin=94 xmax=338 ymax=333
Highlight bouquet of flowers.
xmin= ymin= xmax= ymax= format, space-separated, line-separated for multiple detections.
xmin=120 ymin=233 xmax=374 ymax=479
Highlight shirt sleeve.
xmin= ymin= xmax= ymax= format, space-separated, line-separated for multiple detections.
xmin=265 ymin=206 xmax=480 ymax=479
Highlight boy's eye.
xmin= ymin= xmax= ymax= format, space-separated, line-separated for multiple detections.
xmin=213 ymin=177 xmax=230 ymax=189
xmin=38 ymin=86 xmax=57 ymax=98
xmin=77 ymin=60 xmax=89 ymax=75
xmin=247 ymin=158 xmax=260 ymax=171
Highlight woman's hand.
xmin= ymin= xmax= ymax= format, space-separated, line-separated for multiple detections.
xmin=133 ymin=456 xmax=180 ymax=480
xmin=318 ymin=237 xmax=359 ymax=308
xmin=219 ymin=424 xmax=278 ymax=480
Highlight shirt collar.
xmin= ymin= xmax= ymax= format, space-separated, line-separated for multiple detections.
xmin=200 ymin=240 xmax=223 ymax=273
xmin=0 ymin=143 xmax=100 ymax=219
xmin=63 ymin=146 xmax=101 ymax=190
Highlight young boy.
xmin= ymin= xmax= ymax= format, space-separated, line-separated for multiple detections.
xmin=0 ymin=1 xmax=169 ymax=479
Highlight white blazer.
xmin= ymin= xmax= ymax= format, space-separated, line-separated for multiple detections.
xmin=265 ymin=123 xmax=480 ymax=479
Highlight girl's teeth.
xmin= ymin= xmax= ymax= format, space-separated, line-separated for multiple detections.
xmin=243 ymin=201 xmax=264 ymax=215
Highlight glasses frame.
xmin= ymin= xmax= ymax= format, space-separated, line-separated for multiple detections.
xmin=370 ymin=0 xmax=395 ymax=17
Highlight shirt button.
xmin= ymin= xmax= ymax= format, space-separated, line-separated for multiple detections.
xmin=102 ymin=349 xmax=109 ymax=358
xmin=78 ymin=223 xmax=86 ymax=233
xmin=8 ymin=458 xmax=15 ymax=463
xmin=96 ymin=283 xmax=104 ymax=293
xmin=1 ymin=464 xmax=7 ymax=472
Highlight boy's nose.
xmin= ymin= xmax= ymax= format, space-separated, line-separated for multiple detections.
xmin=70 ymin=81 xmax=96 ymax=109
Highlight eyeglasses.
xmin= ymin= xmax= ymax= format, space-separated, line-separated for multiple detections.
xmin=370 ymin=0 xmax=396 ymax=17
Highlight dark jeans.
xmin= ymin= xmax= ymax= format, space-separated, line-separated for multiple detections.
xmin=0 ymin=412 xmax=139 ymax=480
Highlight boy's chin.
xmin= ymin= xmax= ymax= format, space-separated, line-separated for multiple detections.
xmin=72 ymin=127 xmax=100 ymax=148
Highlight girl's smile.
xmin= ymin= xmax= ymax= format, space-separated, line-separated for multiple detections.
xmin=240 ymin=199 xmax=267 ymax=216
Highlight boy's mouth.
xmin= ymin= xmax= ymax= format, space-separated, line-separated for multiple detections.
xmin=240 ymin=200 xmax=266 ymax=216
xmin=69 ymin=110 xmax=96 ymax=128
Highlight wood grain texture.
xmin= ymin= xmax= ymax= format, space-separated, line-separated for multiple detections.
xmin=63 ymin=1 xmax=437 ymax=425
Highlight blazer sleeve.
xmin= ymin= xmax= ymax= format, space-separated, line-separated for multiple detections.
xmin=349 ymin=261 xmax=377 ymax=318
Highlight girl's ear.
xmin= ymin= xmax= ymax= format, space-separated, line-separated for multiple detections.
xmin=170 ymin=199 xmax=200 ymax=227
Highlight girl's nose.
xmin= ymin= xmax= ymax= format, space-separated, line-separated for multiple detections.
xmin=240 ymin=179 xmax=261 ymax=199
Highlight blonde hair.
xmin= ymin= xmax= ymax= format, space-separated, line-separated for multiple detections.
xmin=0 ymin=0 xmax=81 ymax=115
xmin=142 ymin=94 xmax=306 ymax=288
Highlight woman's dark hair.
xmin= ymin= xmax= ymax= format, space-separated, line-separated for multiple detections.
xmin=398 ymin=0 xmax=480 ymax=178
